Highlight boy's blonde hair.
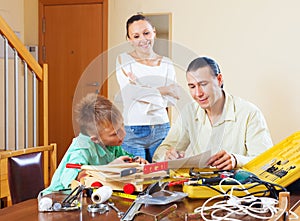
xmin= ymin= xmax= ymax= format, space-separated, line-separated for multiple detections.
xmin=75 ymin=93 xmax=123 ymax=135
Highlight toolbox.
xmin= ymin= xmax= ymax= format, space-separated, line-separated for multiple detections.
xmin=182 ymin=131 xmax=300 ymax=198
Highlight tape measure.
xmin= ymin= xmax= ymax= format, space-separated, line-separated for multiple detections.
xmin=112 ymin=191 xmax=137 ymax=200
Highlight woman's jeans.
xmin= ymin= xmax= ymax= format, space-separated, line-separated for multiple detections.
xmin=122 ymin=123 xmax=170 ymax=163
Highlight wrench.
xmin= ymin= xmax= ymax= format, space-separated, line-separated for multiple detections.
xmin=107 ymin=201 xmax=124 ymax=218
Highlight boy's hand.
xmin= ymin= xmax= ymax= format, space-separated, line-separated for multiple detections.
xmin=76 ymin=170 xmax=88 ymax=182
xmin=109 ymin=156 xmax=129 ymax=164
xmin=122 ymin=156 xmax=148 ymax=164
xmin=132 ymin=156 xmax=148 ymax=164
xmin=109 ymin=156 xmax=148 ymax=164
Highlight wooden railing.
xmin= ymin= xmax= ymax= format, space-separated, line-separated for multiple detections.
xmin=0 ymin=15 xmax=48 ymax=149
xmin=0 ymin=15 xmax=54 ymax=207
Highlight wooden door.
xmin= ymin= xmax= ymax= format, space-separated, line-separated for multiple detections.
xmin=39 ymin=0 xmax=108 ymax=163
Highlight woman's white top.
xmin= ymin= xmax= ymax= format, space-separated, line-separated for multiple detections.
xmin=116 ymin=52 xmax=176 ymax=126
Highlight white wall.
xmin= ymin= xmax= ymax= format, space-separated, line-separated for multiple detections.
xmin=108 ymin=0 xmax=300 ymax=145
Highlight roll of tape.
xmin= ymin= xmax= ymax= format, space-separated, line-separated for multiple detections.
xmin=91 ymin=186 xmax=113 ymax=204
xmin=39 ymin=197 xmax=53 ymax=211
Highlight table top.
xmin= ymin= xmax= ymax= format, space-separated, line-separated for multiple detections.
xmin=1 ymin=191 xmax=300 ymax=221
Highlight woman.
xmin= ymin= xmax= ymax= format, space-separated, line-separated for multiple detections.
xmin=116 ymin=14 xmax=179 ymax=162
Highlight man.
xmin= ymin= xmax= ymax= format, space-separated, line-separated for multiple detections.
xmin=153 ymin=57 xmax=273 ymax=169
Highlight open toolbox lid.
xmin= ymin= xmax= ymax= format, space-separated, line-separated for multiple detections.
xmin=243 ymin=131 xmax=300 ymax=187
xmin=182 ymin=131 xmax=300 ymax=198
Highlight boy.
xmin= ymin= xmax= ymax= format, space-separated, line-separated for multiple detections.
xmin=43 ymin=93 xmax=147 ymax=193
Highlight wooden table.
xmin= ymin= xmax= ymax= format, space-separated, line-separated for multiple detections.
xmin=1 ymin=192 xmax=299 ymax=221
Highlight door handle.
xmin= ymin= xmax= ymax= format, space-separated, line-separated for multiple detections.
xmin=87 ymin=82 xmax=100 ymax=87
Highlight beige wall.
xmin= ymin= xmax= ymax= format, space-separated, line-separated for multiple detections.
xmin=0 ymin=0 xmax=37 ymax=44
xmin=0 ymin=0 xmax=24 ymax=41
xmin=108 ymin=0 xmax=300 ymax=145
xmin=2 ymin=0 xmax=300 ymax=145
xmin=24 ymin=0 xmax=38 ymax=45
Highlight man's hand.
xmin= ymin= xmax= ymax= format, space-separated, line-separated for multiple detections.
xmin=206 ymin=150 xmax=236 ymax=170
xmin=165 ymin=148 xmax=185 ymax=160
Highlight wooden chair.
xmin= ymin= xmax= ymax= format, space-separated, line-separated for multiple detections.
xmin=0 ymin=144 xmax=57 ymax=205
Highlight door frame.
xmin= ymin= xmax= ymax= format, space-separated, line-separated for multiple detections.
xmin=142 ymin=12 xmax=172 ymax=58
